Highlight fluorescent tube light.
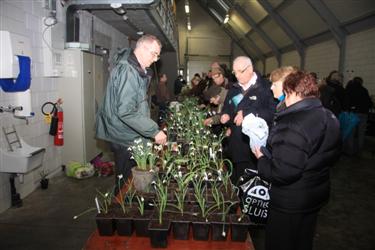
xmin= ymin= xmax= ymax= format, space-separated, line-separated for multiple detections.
xmin=223 ymin=14 xmax=229 ymax=24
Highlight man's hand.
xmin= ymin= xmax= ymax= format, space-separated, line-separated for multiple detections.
xmin=203 ymin=117 xmax=213 ymax=126
xmin=234 ymin=110 xmax=243 ymax=126
xmin=220 ymin=114 xmax=230 ymax=124
xmin=154 ymin=131 xmax=167 ymax=145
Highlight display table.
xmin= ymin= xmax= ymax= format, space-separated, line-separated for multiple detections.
xmin=84 ymin=228 xmax=255 ymax=250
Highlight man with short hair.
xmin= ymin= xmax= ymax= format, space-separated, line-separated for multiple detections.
xmin=221 ymin=56 xmax=276 ymax=184
xmin=96 ymin=34 xmax=167 ymax=185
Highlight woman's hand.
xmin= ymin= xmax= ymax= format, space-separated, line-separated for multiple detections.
xmin=253 ymin=147 xmax=264 ymax=159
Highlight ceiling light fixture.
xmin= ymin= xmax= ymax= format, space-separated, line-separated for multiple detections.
xmin=110 ymin=3 xmax=126 ymax=15
xmin=223 ymin=14 xmax=230 ymax=24
xmin=185 ymin=0 xmax=190 ymax=14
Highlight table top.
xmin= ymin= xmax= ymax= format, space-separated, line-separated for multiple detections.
xmin=84 ymin=229 xmax=255 ymax=250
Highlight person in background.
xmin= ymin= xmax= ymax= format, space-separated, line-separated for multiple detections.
xmin=174 ymin=75 xmax=186 ymax=96
xmin=156 ymin=73 xmax=171 ymax=126
xmin=220 ymin=56 xmax=276 ymax=184
xmin=320 ymin=70 xmax=345 ymax=116
xmin=254 ymin=71 xmax=341 ymax=250
xmin=269 ymin=66 xmax=297 ymax=112
xmin=343 ymin=76 xmax=373 ymax=156
xmin=96 ymin=34 xmax=167 ymax=189
xmin=203 ymin=66 xmax=230 ymax=135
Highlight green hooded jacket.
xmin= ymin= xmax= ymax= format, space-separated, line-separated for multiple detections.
xmin=95 ymin=49 xmax=159 ymax=146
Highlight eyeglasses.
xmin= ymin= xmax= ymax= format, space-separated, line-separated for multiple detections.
xmin=212 ymin=73 xmax=222 ymax=79
xmin=232 ymin=64 xmax=251 ymax=75
xmin=144 ymin=46 xmax=160 ymax=60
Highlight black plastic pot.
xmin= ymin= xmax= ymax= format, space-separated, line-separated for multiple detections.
xmin=148 ymin=219 xmax=171 ymax=248
xmin=133 ymin=210 xmax=152 ymax=237
xmin=211 ymin=221 xmax=229 ymax=241
xmin=192 ymin=220 xmax=210 ymax=241
xmin=40 ymin=179 xmax=49 ymax=189
xmin=172 ymin=217 xmax=190 ymax=240
xmin=96 ymin=214 xmax=115 ymax=236
xmin=230 ymin=214 xmax=251 ymax=242
xmin=114 ymin=216 xmax=133 ymax=236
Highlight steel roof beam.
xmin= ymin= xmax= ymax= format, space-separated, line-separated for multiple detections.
xmin=232 ymin=3 xmax=281 ymax=66
xmin=257 ymin=0 xmax=305 ymax=69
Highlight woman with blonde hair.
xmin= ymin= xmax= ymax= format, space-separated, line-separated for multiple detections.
xmin=269 ymin=66 xmax=297 ymax=111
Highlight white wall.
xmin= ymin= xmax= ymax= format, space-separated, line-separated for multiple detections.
xmin=344 ymin=27 xmax=375 ymax=95
xmin=282 ymin=50 xmax=300 ymax=68
xmin=305 ymin=40 xmax=340 ymax=80
xmin=265 ymin=56 xmax=278 ymax=75
xmin=0 ymin=0 xmax=128 ymax=213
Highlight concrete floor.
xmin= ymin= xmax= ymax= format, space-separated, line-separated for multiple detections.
xmin=0 ymin=138 xmax=374 ymax=250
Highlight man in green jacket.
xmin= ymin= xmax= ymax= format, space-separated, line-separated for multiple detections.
xmin=96 ymin=34 xmax=167 ymax=184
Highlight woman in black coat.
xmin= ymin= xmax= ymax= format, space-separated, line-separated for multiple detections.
xmin=254 ymin=71 xmax=341 ymax=250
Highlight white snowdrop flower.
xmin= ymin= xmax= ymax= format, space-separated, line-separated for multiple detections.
xmin=149 ymin=169 xmax=155 ymax=173
xmin=141 ymin=197 xmax=144 ymax=202
xmin=207 ymin=172 xmax=212 ymax=177
xmin=218 ymin=176 xmax=222 ymax=181
xmin=174 ymin=174 xmax=178 ymax=178
xmin=190 ymin=152 xmax=195 ymax=156
xmin=237 ymin=217 xmax=242 ymax=222
xmin=73 ymin=216 xmax=78 ymax=220
xmin=203 ymin=145 xmax=208 ymax=149
xmin=205 ymin=218 xmax=209 ymax=222
xmin=203 ymin=173 xmax=208 ymax=181
xmin=151 ymin=181 xmax=156 ymax=185
xmin=105 ymin=193 xmax=109 ymax=197
xmin=163 ymin=160 xmax=167 ymax=165
xmin=177 ymin=165 xmax=181 ymax=170
xmin=222 ymin=231 xmax=226 ymax=237
xmin=118 ymin=174 xmax=123 ymax=179
xmin=178 ymin=171 xmax=182 ymax=178
xmin=147 ymin=142 xmax=153 ymax=147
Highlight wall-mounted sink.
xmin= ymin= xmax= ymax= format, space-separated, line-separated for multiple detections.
xmin=0 ymin=139 xmax=45 ymax=174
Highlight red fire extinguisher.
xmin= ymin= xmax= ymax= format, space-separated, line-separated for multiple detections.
xmin=54 ymin=100 xmax=64 ymax=146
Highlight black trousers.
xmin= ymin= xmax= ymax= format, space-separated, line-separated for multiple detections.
xmin=265 ymin=208 xmax=318 ymax=250
xmin=110 ymin=142 xmax=135 ymax=184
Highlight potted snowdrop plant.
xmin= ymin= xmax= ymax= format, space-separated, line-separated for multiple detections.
xmin=148 ymin=177 xmax=170 ymax=248
xmin=113 ymin=174 xmax=135 ymax=236
xmin=129 ymin=138 xmax=160 ymax=192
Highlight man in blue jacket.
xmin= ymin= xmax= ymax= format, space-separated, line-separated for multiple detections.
xmin=96 ymin=35 xmax=167 ymax=185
